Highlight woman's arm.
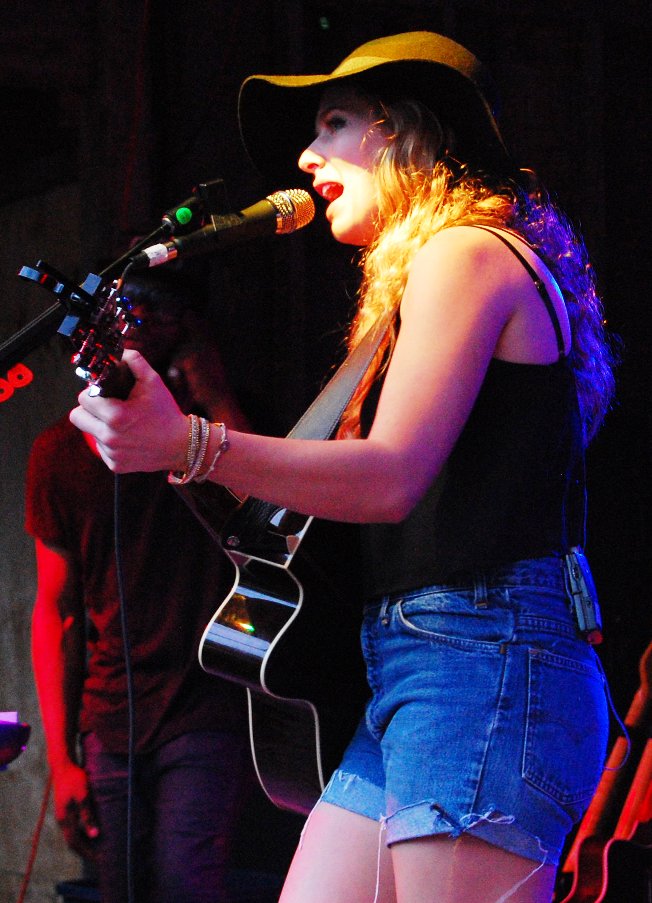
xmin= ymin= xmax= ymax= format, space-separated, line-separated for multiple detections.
xmin=70 ymin=228 xmax=524 ymax=523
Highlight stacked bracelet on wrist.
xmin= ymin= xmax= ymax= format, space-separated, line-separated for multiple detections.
xmin=194 ymin=421 xmax=230 ymax=483
xmin=167 ymin=415 xmax=229 ymax=485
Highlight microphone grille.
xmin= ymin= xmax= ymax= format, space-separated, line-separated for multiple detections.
xmin=268 ymin=189 xmax=315 ymax=234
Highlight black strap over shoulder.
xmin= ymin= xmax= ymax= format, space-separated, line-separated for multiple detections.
xmin=471 ymin=225 xmax=567 ymax=360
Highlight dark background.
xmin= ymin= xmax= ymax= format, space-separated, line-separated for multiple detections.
xmin=0 ymin=1 xmax=649 ymax=899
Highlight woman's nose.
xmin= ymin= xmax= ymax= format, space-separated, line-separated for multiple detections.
xmin=298 ymin=143 xmax=325 ymax=173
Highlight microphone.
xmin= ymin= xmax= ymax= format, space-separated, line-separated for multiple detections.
xmin=130 ymin=189 xmax=315 ymax=269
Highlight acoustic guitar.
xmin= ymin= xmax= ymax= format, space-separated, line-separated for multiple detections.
xmin=15 ymin=261 xmax=370 ymax=817
xmin=182 ymin=480 xmax=369 ymax=816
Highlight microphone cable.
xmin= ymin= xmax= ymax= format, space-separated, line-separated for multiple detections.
xmin=113 ymin=473 xmax=137 ymax=903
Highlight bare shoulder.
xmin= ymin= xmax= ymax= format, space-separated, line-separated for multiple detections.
xmin=408 ymin=225 xmax=571 ymax=362
xmin=402 ymin=225 xmax=521 ymax=324
xmin=424 ymin=223 xmax=509 ymax=249
xmin=411 ymin=224 xmax=528 ymax=286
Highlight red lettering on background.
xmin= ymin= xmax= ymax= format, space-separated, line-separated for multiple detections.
xmin=0 ymin=363 xmax=35 ymax=402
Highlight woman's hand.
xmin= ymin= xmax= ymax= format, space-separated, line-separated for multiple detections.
xmin=69 ymin=349 xmax=188 ymax=473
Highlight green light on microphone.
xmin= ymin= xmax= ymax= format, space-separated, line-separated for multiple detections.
xmin=175 ymin=206 xmax=193 ymax=225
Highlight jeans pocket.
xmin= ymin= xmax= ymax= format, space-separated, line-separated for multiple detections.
xmin=397 ymin=592 xmax=514 ymax=648
xmin=523 ymin=647 xmax=608 ymax=818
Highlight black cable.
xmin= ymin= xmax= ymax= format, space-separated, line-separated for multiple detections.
xmin=113 ymin=473 xmax=136 ymax=903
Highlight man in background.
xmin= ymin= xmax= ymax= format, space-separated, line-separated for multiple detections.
xmin=27 ymin=270 xmax=252 ymax=903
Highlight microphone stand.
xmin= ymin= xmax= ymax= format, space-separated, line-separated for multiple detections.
xmin=0 ymin=179 xmax=228 ymax=374
xmin=0 ymin=301 xmax=70 ymax=373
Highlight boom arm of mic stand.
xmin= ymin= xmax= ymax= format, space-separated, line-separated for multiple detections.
xmin=1 ymin=264 xmax=103 ymax=373
xmin=2 ymin=178 xmax=230 ymax=372
xmin=1 ymin=225 xmax=182 ymax=374
xmin=98 ymin=179 xmax=229 ymax=280
xmin=99 ymin=224 xmax=171 ymax=281
xmin=0 ymin=300 xmax=68 ymax=372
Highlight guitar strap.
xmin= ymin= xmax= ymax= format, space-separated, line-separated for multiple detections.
xmin=176 ymin=312 xmax=392 ymax=545
xmin=226 ymin=312 xmax=393 ymax=542
xmin=287 ymin=312 xmax=393 ymax=441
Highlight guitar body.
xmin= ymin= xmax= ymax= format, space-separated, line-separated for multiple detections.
xmin=197 ymin=501 xmax=369 ymax=815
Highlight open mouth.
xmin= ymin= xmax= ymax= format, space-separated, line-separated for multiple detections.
xmin=315 ymin=182 xmax=343 ymax=203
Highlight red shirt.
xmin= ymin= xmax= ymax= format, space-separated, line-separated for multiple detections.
xmin=26 ymin=416 xmax=247 ymax=753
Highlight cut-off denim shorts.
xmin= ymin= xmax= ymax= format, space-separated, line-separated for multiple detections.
xmin=320 ymin=557 xmax=609 ymax=865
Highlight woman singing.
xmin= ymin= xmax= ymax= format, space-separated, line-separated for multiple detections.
xmin=71 ymin=31 xmax=617 ymax=903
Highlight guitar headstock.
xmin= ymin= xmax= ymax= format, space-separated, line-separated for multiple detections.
xmin=18 ymin=262 xmax=140 ymax=398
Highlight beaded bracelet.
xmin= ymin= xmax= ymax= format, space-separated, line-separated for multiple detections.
xmin=194 ymin=422 xmax=230 ymax=483
xmin=167 ymin=414 xmax=211 ymax=485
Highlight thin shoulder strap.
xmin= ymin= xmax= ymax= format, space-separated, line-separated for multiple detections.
xmin=471 ymin=225 xmax=567 ymax=360
xmin=472 ymin=226 xmax=587 ymax=549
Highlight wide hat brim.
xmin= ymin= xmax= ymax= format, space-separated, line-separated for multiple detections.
xmin=238 ymin=31 xmax=514 ymax=185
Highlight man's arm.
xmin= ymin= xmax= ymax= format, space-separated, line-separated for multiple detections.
xmin=31 ymin=538 xmax=99 ymax=858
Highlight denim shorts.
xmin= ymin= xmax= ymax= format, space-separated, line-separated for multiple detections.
xmin=321 ymin=557 xmax=609 ymax=865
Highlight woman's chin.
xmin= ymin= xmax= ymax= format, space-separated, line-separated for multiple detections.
xmin=329 ymin=219 xmax=370 ymax=247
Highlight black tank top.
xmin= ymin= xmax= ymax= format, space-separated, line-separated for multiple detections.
xmin=360 ymin=228 xmax=583 ymax=598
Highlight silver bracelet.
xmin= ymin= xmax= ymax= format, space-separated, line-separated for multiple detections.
xmin=194 ymin=421 xmax=230 ymax=483
xmin=167 ymin=415 xmax=211 ymax=485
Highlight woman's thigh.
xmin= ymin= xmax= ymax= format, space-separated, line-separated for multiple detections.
xmin=391 ymin=833 xmax=557 ymax=903
xmin=279 ymin=801 xmax=397 ymax=903
xmin=278 ymin=802 xmax=557 ymax=903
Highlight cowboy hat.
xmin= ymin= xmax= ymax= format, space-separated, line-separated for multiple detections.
xmin=238 ymin=31 xmax=513 ymax=182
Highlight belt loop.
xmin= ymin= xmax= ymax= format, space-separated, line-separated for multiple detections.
xmin=473 ymin=573 xmax=489 ymax=608
xmin=379 ymin=596 xmax=391 ymax=624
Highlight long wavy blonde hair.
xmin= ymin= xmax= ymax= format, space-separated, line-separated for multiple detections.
xmin=338 ymin=95 xmax=616 ymax=444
